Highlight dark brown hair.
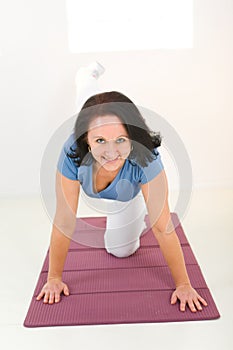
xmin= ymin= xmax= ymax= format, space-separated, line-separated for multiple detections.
xmin=68 ymin=91 xmax=161 ymax=167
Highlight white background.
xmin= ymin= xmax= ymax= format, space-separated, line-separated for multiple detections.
xmin=67 ymin=0 xmax=193 ymax=51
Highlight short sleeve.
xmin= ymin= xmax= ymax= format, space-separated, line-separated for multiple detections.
xmin=140 ymin=149 xmax=164 ymax=184
xmin=57 ymin=134 xmax=79 ymax=180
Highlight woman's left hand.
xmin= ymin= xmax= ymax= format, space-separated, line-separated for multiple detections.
xmin=171 ymin=284 xmax=208 ymax=312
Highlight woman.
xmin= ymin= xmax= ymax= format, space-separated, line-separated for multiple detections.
xmin=37 ymin=90 xmax=208 ymax=313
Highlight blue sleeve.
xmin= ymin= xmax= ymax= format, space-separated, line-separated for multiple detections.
xmin=140 ymin=149 xmax=164 ymax=184
xmin=57 ymin=134 xmax=79 ymax=180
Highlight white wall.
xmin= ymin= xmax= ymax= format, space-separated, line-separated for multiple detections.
xmin=0 ymin=0 xmax=232 ymax=196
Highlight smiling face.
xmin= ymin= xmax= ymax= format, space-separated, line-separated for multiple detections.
xmin=87 ymin=115 xmax=131 ymax=171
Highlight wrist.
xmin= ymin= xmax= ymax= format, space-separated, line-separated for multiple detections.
xmin=176 ymin=281 xmax=191 ymax=288
xmin=47 ymin=275 xmax=62 ymax=282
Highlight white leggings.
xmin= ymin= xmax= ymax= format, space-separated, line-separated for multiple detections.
xmin=75 ymin=63 xmax=147 ymax=257
xmin=104 ymin=192 xmax=147 ymax=258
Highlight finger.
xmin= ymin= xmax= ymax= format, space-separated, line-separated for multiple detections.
xmin=49 ymin=292 xmax=55 ymax=304
xmin=43 ymin=292 xmax=50 ymax=304
xmin=194 ymin=298 xmax=203 ymax=311
xmin=171 ymin=293 xmax=177 ymax=305
xmin=36 ymin=291 xmax=45 ymax=301
xmin=63 ymin=285 xmax=70 ymax=296
xmin=54 ymin=291 xmax=60 ymax=303
xmin=180 ymin=300 xmax=186 ymax=312
xmin=188 ymin=299 xmax=197 ymax=313
xmin=197 ymin=295 xmax=208 ymax=306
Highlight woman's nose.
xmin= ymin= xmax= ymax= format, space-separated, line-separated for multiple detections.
xmin=104 ymin=141 xmax=119 ymax=158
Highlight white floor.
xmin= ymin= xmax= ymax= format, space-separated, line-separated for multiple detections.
xmin=1 ymin=187 xmax=233 ymax=350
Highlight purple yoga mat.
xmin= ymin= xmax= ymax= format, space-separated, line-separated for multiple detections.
xmin=24 ymin=213 xmax=220 ymax=327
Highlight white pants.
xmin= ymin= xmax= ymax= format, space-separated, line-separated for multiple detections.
xmin=76 ymin=64 xmax=147 ymax=258
xmin=104 ymin=192 xmax=147 ymax=258
xmin=75 ymin=65 xmax=103 ymax=112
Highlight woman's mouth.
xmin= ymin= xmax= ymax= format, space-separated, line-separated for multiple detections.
xmin=102 ymin=156 xmax=120 ymax=164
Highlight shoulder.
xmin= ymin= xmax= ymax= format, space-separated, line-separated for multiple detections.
xmin=129 ymin=148 xmax=164 ymax=184
xmin=129 ymin=147 xmax=162 ymax=167
xmin=57 ymin=133 xmax=79 ymax=180
xmin=62 ymin=133 xmax=77 ymax=154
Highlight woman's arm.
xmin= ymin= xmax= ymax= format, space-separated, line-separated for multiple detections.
xmin=36 ymin=170 xmax=80 ymax=304
xmin=141 ymin=170 xmax=208 ymax=312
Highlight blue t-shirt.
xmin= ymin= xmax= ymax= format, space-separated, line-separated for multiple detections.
xmin=57 ymin=133 xmax=164 ymax=202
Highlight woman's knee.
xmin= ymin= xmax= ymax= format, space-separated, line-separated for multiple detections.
xmin=106 ymin=240 xmax=140 ymax=258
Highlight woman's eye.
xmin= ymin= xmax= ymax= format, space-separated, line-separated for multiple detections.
xmin=96 ymin=138 xmax=105 ymax=144
xmin=116 ymin=138 xmax=126 ymax=143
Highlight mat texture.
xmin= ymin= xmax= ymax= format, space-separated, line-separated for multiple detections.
xmin=24 ymin=213 xmax=220 ymax=327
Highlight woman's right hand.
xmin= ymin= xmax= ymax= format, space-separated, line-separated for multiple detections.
xmin=36 ymin=278 xmax=70 ymax=304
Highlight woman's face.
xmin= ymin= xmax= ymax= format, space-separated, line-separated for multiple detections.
xmin=87 ymin=115 xmax=131 ymax=171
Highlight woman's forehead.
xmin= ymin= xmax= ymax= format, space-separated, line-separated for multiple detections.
xmin=88 ymin=115 xmax=128 ymax=136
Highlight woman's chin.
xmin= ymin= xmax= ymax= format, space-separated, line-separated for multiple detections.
xmin=101 ymin=158 xmax=124 ymax=171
